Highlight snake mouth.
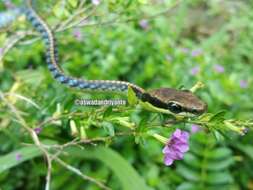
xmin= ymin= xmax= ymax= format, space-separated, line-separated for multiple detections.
xmin=196 ymin=102 xmax=208 ymax=115
xmin=184 ymin=105 xmax=208 ymax=116
xmin=175 ymin=106 xmax=207 ymax=117
xmin=170 ymin=108 xmax=204 ymax=117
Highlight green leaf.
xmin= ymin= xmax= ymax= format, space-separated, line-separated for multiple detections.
xmin=103 ymin=107 xmax=113 ymax=118
xmin=206 ymin=157 xmax=234 ymax=171
xmin=102 ymin=121 xmax=115 ymax=136
xmin=235 ymin=143 xmax=253 ymax=160
xmin=139 ymin=101 xmax=172 ymax=115
xmin=0 ymin=146 xmax=42 ymax=173
xmin=206 ymin=147 xmax=232 ymax=159
xmin=16 ymin=70 xmax=44 ymax=87
xmin=177 ymin=182 xmax=198 ymax=190
xmin=198 ymin=113 xmax=213 ymax=122
xmin=176 ymin=164 xmax=200 ymax=182
xmin=127 ymin=86 xmax=138 ymax=106
xmin=68 ymin=0 xmax=78 ymax=7
xmin=184 ymin=151 xmax=234 ymax=171
xmin=53 ymin=1 xmax=69 ymax=18
xmin=138 ymin=0 xmax=147 ymax=4
xmin=66 ymin=146 xmax=152 ymax=190
xmin=183 ymin=153 xmax=201 ymax=169
xmin=0 ymin=143 xmax=151 ymax=190
xmin=206 ymin=171 xmax=233 ymax=184
xmin=110 ymin=117 xmax=135 ymax=129
xmin=209 ymin=111 xmax=226 ymax=123
xmin=212 ymin=131 xmax=225 ymax=142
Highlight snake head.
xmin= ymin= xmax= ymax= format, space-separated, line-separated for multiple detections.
xmin=144 ymin=88 xmax=207 ymax=117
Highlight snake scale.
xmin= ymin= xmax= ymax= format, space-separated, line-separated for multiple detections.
xmin=1 ymin=0 xmax=207 ymax=116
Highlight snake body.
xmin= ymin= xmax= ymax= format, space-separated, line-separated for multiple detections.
xmin=24 ymin=1 xmax=145 ymax=98
xmin=2 ymin=1 xmax=207 ymax=116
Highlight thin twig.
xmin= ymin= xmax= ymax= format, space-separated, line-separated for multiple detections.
xmin=0 ymin=0 xmax=181 ymax=61
xmin=57 ymin=5 xmax=97 ymax=32
xmin=54 ymin=157 xmax=111 ymax=190
xmin=55 ymin=4 xmax=93 ymax=32
xmin=0 ymin=91 xmax=52 ymax=190
xmin=45 ymin=155 xmax=52 ymax=190
xmin=0 ymin=31 xmax=35 ymax=62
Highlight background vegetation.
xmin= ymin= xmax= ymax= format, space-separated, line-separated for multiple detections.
xmin=0 ymin=0 xmax=253 ymax=189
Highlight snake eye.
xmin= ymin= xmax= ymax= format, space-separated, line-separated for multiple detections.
xmin=167 ymin=102 xmax=182 ymax=114
xmin=191 ymin=108 xmax=199 ymax=115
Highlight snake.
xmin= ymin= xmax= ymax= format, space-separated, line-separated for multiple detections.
xmin=1 ymin=0 xmax=207 ymax=117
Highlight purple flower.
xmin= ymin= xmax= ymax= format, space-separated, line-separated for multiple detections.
xmin=191 ymin=49 xmax=202 ymax=57
xmin=4 ymin=0 xmax=15 ymax=9
xmin=139 ymin=19 xmax=149 ymax=30
xmin=0 ymin=48 xmax=3 ymax=55
xmin=15 ymin=153 xmax=22 ymax=161
xmin=214 ymin=64 xmax=225 ymax=73
xmin=180 ymin=47 xmax=189 ymax=54
xmin=190 ymin=66 xmax=200 ymax=75
xmin=34 ymin=127 xmax=42 ymax=134
xmin=92 ymin=0 xmax=100 ymax=5
xmin=190 ymin=124 xmax=201 ymax=133
xmin=239 ymin=80 xmax=248 ymax=89
xmin=163 ymin=129 xmax=190 ymax=166
xmin=72 ymin=29 xmax=83 ymax=41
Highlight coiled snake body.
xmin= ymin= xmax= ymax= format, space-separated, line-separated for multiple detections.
xmin=3 ymin=1 xmax=208 ymax=116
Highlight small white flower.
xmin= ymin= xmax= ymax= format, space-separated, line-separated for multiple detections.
xmin=92 ymin=0 xmax=100 ymax=5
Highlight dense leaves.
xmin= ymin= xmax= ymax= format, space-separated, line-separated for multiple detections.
xmin=0 ymin=0 xmax=253 ymax=190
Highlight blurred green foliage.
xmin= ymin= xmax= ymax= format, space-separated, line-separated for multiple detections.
xmin=0 ymin=0 xmax=253 ymax=190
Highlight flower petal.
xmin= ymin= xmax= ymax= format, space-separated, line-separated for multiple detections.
xmin=162 ymin=145 xmax=171 ymax=154
xmin=165 ymin=149 xmax=183 ymax=160
xmin=191 ymin=124 xmax=201 ymax=133
xmin=164 ymin=155 xmax=174 ymax=166
xmin=181 ymin=131 xmax=190 ymax=139
xmin=174 ymin=143 xmax=189 ymax=152
xmin=173 ymin=129 xmax=182 ymax=138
